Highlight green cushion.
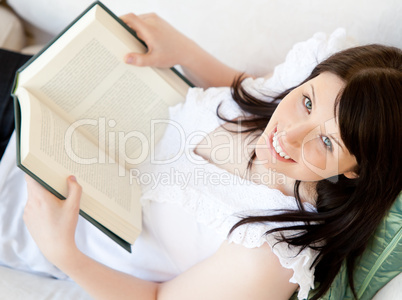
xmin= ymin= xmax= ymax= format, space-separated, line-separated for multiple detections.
xmin=319 ymin=192 xmax=402 ymax=299
xmin=291 ymin=193 xmax=402 ymax=299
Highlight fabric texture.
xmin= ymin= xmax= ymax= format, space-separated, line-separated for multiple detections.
xmin=0 ymin=265 xmax=91 ymax=299
xmin=0 ymin=49 xmax=31 ymax=160
xmin=6 ymin=0 xmax=402 ymax=76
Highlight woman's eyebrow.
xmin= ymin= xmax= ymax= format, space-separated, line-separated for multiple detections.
xmin=329 ymin=134 xmax=345 ymax=151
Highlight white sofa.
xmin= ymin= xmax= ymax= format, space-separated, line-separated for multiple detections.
xmin=0 ymin=0 xmax=401 ymax=299
xmin=2 ymin=0 xmax=402 ymax=73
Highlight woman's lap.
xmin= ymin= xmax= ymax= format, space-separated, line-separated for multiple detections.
xmin=0 ymin=49 xmax=32 ymax=160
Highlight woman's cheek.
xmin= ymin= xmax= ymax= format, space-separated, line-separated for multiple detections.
xmin=255 ymin=133 xmax=271 ymax=164
xmin=301 ymin=140 xmax=328 ymax=176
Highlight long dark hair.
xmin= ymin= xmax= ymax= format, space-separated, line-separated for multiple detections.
xmin=220 ymin=44 xmax=402 ymax=299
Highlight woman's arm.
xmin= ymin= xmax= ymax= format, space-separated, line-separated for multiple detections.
xmin=120 ymin=13 xmax=246 ymax=88
xmin=23 ymin=176 xmax=297 ymax=300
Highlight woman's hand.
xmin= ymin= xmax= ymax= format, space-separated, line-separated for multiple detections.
xmin=121 ymin=13 xmax=198 ymax=69
xmin=120 ymin=13 xmax=244 ymax=88
xmin=23 ymin=175 xmax=82 ymax=267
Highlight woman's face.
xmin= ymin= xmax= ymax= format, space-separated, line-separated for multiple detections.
xmin=256 ymin=72 xmax=358 ymax=181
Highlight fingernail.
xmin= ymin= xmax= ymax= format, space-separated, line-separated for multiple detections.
xmin=126 ymin=56 xmax=134 ymax=64
xmin=70 ymin=176 xmax=77 ymax=182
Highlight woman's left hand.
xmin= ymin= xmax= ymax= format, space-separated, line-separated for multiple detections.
xmin=23 ymin=175 xmax=82 ymax=267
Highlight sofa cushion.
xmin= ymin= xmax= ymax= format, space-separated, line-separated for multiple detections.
xmin=6 ymin=0 xmax=402 ymax=76
xmin=309 ymin=193 xmax=402 ymax=299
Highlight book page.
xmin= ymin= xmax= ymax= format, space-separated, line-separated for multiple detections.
xmin=16 ymin=5 xmax=188 ymax=160
xmin=18 ymin=88 xmax=141 ymax=242
xmin=93 ymin=6 xmax=191 ymax=97
xmin=74 ymin=68 xmax=172 ymax=162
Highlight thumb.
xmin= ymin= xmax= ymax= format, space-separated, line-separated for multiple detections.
xmin=124 ymin=52 xmax=156 ymax=67
xmin=66 ymin=176 xmax=82 ymax=207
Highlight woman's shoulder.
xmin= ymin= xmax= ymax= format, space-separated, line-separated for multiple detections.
xmin=162 ymin=239 xmax=310 ymax=300
xmin=190 ymin=241 xmax=299 ymax=299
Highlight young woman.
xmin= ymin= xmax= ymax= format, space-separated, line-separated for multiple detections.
xmin=3 ymin=13 xmax=402 ymax=300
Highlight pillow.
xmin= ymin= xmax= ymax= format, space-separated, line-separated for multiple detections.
xmin=317 ymin=193 xmax=402 ymax=299
xmin=243 ymin=28 xmax=353 ymax=97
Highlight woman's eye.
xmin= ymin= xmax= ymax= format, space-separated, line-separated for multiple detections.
xmin=304 ymin=96 xmax=312 ymax=112
xmin=321 ymin=136 xmax=333 ymax=150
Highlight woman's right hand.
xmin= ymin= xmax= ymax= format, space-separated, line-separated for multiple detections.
xmin=120 ymin=13 xmax=198 ymax=69
xmin=23 ymin=175 xmax=82 ymax=267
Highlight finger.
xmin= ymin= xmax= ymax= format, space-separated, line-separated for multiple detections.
xmin=137 ymin=13 xmax=158 ymax=20
xmin=120 ymin=12 xmax=157 ymax=23
xmin=124 ymin=52 xmax=157 ymax=67
xmin=66 ymin=176 xmax=82 ymax=208
xmin=120 ymin=13 xmax=147 ymax=32
xmin=25 ymin=175 xmax=51 ymax=198
xmin=120 ymin=13 xmax=150 ymax=43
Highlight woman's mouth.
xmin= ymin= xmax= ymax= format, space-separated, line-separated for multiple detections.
xmin=268 ymin=127 xmax=296 ymax=163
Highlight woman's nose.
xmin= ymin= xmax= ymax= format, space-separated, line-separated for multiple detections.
xmin=281 ymin=123 xmax=319 ymax=148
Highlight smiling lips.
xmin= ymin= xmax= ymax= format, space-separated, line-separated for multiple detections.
xmin=268 ymin=127 xmax=296 ymax=163
xmin=273 ymin=132 xmax=291 ymax=159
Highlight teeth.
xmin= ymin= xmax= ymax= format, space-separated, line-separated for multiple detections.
xmin=273 ymin=132 xmax=291 ymax=160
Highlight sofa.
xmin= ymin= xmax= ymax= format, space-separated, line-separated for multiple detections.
xmin=0 ymin=0 xmax=401 ymax=299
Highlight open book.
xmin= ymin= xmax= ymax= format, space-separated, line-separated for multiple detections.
xmin=12 ymin=1 xmax=192 ymax=252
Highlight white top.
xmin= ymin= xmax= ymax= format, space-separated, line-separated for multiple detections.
xmin=131 ymin=83 xmax=318 ymax=299
xmin=0 ymin=28 xmax=351 ymax=300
